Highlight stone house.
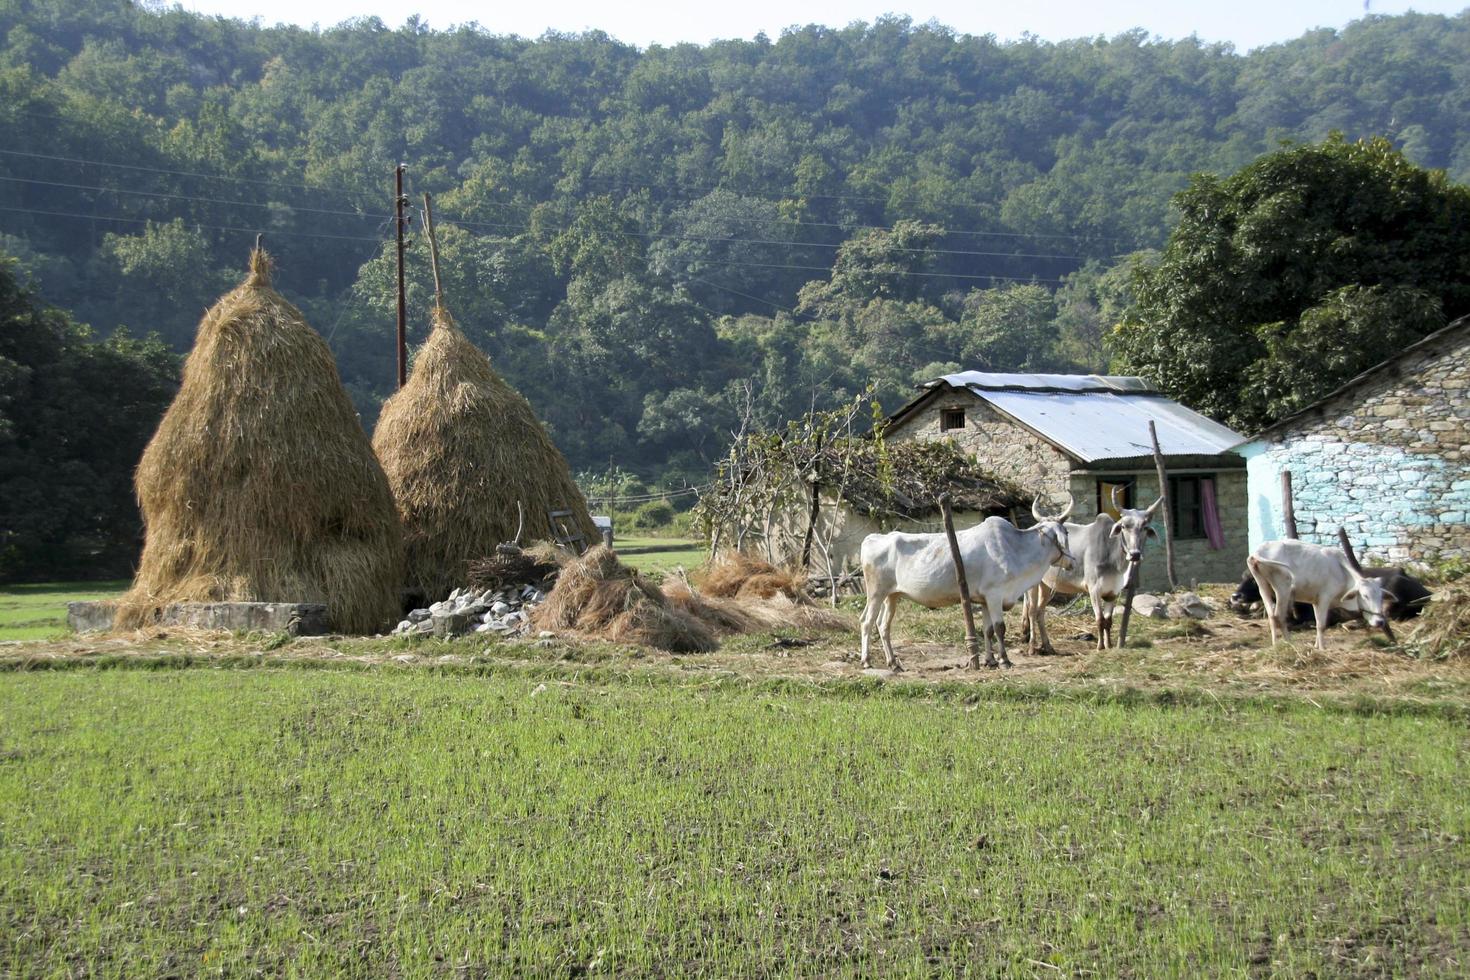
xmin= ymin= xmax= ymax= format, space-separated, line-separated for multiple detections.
xmin=885 ymin=373 xmax=1248 ymax=589
xmin=1232 ymin=316 xmax=1470 ymax=566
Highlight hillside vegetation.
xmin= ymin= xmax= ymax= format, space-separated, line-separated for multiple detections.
xmin=3 ymin=3 xmax=1470 ymax=575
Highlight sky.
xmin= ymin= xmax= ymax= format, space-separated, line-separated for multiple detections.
xmin=172 ymin=1 xmax=1467 ymax=51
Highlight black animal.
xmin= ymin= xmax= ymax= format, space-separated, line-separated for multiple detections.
xmin=1230 ymin=564 xmax=1431 ymax=639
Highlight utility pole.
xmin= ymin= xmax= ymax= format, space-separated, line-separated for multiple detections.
xmin=394 ymin=163 xmax=408 ymax=389
xmin=1149 ymin=419 xmax=1178 ymax=591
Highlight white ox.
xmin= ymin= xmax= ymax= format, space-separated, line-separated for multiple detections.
xmin=1024 ymin=489 xmax=1162 ymax=654
xmin=1246 ymin=530 xmax=1394 ymax=650
xmin=858 ymin=497 xmax=1076 ymax=670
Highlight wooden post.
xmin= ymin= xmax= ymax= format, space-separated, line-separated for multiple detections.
xmin=1149 ymin=420 xmax=1178 ymax=591
xmin=938 ymin=493 xmax=982 ymax=669
xmin=421 ymin=192 xmax=444 ymax=309
xmin=800 ymin=478 xmax=820 ymax=570
xmin=1116 ymin=557 xmax=1141 ymax=647
xmin=1280 ymin=470 xmax=1299 ymax=539
xmin=394 ymin=163 xmax=407 ymax=389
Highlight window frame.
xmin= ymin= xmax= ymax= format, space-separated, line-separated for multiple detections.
xmin=1168 ymin=475 xmax=1210 ymax=540
xmin=940 ymin=408 xmax=966 ymax=432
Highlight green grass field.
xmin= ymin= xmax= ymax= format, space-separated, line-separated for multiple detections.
xmin=612 ymin=536 xmax=704 ymax=576
xmin=0 ymin=581 xmax=127 ymax=642
xmin=1 ymin=666 xmax=1465 ymax=977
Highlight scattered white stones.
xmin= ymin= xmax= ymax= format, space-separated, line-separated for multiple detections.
xmin=393 ymin=582 xmax=547 ymax=639
xmin=1131 ymin=592 xmax=1213 ymax=620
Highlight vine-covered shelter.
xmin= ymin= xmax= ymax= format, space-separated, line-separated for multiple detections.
xmin=884 ymin=373 xmax=1248 ymax=589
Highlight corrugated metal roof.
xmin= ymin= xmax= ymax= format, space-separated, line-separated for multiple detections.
xmin=927 ymin=372 xmax=1154 ymax=393
xmin=977 ymin=388 xmax=1245 ymax=463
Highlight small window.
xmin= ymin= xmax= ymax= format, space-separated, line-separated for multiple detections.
xmin=940 ymin=409 xmax=965 ymax=432
xmin=1169 ymin=476 xmax=1208 ymax=540
xmin=1097 ymin=478 xmax=1135 ymax=519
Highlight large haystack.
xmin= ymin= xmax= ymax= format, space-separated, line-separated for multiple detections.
xmin=119 ymin=248 xmax=403 ymax=634
xmin=372 ymin=307 xmax=597 ymax=600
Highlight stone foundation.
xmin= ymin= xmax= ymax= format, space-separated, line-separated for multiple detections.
xmin=67 ymin=601 xmax=331 ymax=636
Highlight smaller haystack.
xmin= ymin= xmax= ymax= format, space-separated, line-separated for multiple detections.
xmin=530 ymin=545 xmax=715 ymax=653
xmin=119 ymin=247 xmax=403 ymax=634
xmin=372 ymin=307 xmax=598 ymax=601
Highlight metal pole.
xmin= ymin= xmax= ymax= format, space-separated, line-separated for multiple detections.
xmin=394 ymin=163 xmax=407 ymax=389
xmin=938 ymin=493 xmax=983 ymax=669
xmin=1149 ymin=420 xmax=1178 ymax=591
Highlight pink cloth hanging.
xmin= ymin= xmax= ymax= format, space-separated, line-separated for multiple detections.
xmin=1200 ymin=477 xmax=1225 ymax=550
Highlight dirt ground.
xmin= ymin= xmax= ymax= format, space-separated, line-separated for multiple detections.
xmin=7 ymin=583 xmax=1467 ymax=711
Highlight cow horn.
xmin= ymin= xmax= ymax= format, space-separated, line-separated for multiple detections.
xmin=1031 ymin=495 xmax=1046 ymax=523
xmin=1109 ymin=485 xmax=1124 ymax=512
xmin=1145 ymin=495 xmax=1165 ymax=517
xmin=1337 ymin=527 xmax=1365 ymax=574
xmin=1058 ymin=491 xmax=1075 ymax=521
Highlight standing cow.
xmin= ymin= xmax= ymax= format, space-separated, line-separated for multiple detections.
xmin=858 ymin=496 xmax=1076 ymax=671
xmin=1025 ymin=489 xmax=1162 ymax=654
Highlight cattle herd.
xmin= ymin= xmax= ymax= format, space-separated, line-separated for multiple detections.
xmin=857 ymin=490 xmax=1431 ymax=669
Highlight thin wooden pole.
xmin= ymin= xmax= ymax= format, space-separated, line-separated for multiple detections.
xmin=394 ymin=163 xmax=407 ymax=389
xmin=1116 ymin=557 xmax=1141 ymax=647
xmin=421 ymin=192 xmax=444 ymax=309
xmin=1149 ymin=420 xmax=1178 ymax=591
xmin=1281 ymin=470 xmax=1299 ymax=539
xmin=938 ymin=494 xmax=983 ymax=669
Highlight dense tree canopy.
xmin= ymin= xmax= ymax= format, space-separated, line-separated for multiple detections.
xmin=0 ymin=255 xmax=178 ymax=579
xmin=2 ymin=3 xmax=1470 ymax=578
xmin=1112 ymin=136 xmax=1470 ymax=431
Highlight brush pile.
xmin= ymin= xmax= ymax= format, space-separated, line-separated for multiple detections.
xmin=530 ymin=546 xmax=717 ymax=653
xmin=694 ymin=553 xmax=805 ymax=600
xmin=1408 ymin=579 xmax=1470 ymax=659
xmin=118 ymin=247 xmax=402 ymax=635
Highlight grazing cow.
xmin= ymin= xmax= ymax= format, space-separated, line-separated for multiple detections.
xmin=1246 ymin=529 xmax=1396 ymax=650
xmin=1025 ymin=488 xmax=1162 ymax=655
xmin=858 ymin=496 xmax=1076 ymax=671
xmin=1231 ymin=562 xmax=1430 ymax=639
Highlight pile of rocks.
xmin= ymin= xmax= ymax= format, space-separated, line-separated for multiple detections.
xmin=392 ymin=583 xmax=548 ymax=638
xmin=1129 ymin=591 xmax=1213 ymax=620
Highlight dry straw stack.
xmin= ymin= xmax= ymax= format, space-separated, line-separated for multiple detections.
xmin=372 ymin=306 xmax=598 ymax=600
xmin=119 ymin=247 xmax=403 ymax=634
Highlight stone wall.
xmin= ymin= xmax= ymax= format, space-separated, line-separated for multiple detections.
xmin=1238 ymin=327 xmax=1470 ymax=566
xmin=887 ymin=392 xmax=1074 ymax=494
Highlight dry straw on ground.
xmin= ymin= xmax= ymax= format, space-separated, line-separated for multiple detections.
xmin=530 ymin=545 xmax=716 ymax=653
xmin=694 ymin=553 xmax=805 ymax=600
xmin=119 ymin=248 xmax=403 ymax=634
xmin=1409 ymin=580 xmax=1470 ymax=659
xmin=372 ymin=307 xmax=598 ymax=601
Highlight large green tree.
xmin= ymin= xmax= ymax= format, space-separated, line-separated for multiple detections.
xmin=1111 ymin=136 xmax=1470 ymax=431
xmin=0 ymin=256 xmax=179 ymax=581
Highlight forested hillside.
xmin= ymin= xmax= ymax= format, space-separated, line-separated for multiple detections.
xmin=3 ymin=1 xmax=1469 ymax=481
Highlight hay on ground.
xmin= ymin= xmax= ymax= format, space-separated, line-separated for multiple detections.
xmin=372 ymin=307 xmax=598 ymax=601
xmin=530 ymin=545 xmax=715 ymax=653
xmin=695 ymin=553 xmax=805 ymax=600
xmin=118 ymin=248 xmax=403 ymax=634
xmin=663 ymin=581 xmax=850 ymax=636
xmin=1409 ymin=581 xmax=1470 ymax=659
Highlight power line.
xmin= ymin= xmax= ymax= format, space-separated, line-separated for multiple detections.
xmin=0 ymin=174 xmax=391 ymax=222
xmin=0 ymin=144 xmax=1135 ymax=250
xmin=0 ymin=203 xmax=385 ymax=243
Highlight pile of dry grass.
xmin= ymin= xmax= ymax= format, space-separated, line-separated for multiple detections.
xmin=530 ymin=545 xmax=715 ymax=653
xmin=118 ymin=248 xmax=403 ymax=634
xmin=695 ymin=553 xmax=806 ymax=601
xmin=663 ymin=582 xmax=849 ymax=635
xmin=372 ymin=307 xmax=598 ymax=600
xmin=1408 ymin=580 xmax=1470 ymax=659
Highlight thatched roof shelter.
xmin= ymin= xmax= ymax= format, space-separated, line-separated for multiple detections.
xmin=372 ymin=306 xmax=598 ymax=600
xmin=119 ymin=248 xmax=403 ymax=634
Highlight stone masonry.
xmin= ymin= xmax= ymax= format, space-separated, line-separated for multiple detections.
xmin=1240 ymin=322 xmax=1470 ymax=566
